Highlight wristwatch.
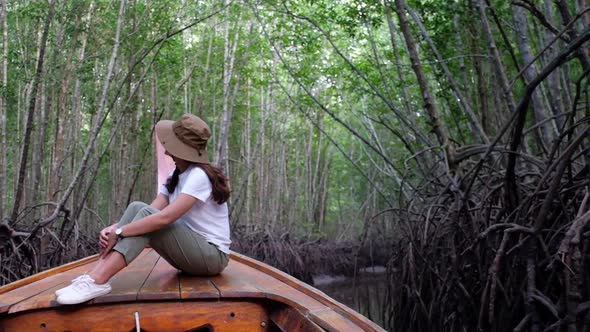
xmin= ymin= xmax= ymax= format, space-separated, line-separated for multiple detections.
xmin=115 ymin=227 xmax=124 ymax=238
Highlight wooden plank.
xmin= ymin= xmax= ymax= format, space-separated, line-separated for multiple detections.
xmin=0 ymin=301 xmax=271 ymax=332
xmin=0 ymin=300 xmax=8 ymax=313
xmin=7 ymin=261 xmax=99 ymax=314
xmin=0 ymin=255 xmax=99 ymax=294
xmin=226 ymin=260 xmax=326 ymax=314
xmin=8 ymin=283 xmax=63 ymax=314
xmin=8 ymin=249 xmax=156 ymax=313
xmin=211 ymin=259 xmax=361 ymax=331
xmin=92 ymin=249 xmax=158 ymax=304
xmin=309 ymin=308 xmax=366 ymax=332
xmin=179 ymin=274 xmax=219 ymax=299
xmin=259 ymin=279 xmax=327 ymax=314
xmin=230 ymin=251 xmax=385 ymax=332
xmin=0 ymin=260 xmax=98 ymax=314
xmin=137 ymin=256 xmax=180 ymax=300
xmin=209 ymin=260 xmax=266 ymax=298
xmin=270 ymin=305 xmax=325 ymax=332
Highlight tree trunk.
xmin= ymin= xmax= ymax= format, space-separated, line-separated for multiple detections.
xmin=406 ymin=5 xmax=489 ymax=144
xmin=475 ymin=0 xmax=516 ymax=113
xmin=37 ymin=0 xmax=126 ymax=230
xmin=394 ymin=0 xmax=455 ymax=170
xmin=555 ymin=0 xmax=590 ymax=71
xmin=256 ymin=80 xmax=269 ymax=226
xmin=32 ymin=79 xmax=47 ymax=205
xmin=36 ymin=16 xmax=64 ymax=211
xmin=469 ymin=16 xmax=491 ymax=135
xmin=542 ymin=0 xmax=565 ymax=133
xmin=10 ymin=0 xmax=55 ymax=222
xmin=113 ymin=0 xmax=137 ymax=219
xmin=0 ymin=0 xmax=7 ymax=220
xmin=67 ymin=6 xmax=92 ymax=218
xmin=50 ymin=11 xmax=80 ymax=203
xmin=215 ymin=3 xmax=240 ymax=171
xmin=194 ymin=25 xmax=215 ymax=114
xmin=384 ymin=1 xmax=414 ymax=122
xmin=512 ymin=4 xmax=552 ymax=151
xmin=245 ymin=79 xmax=252 ymax=225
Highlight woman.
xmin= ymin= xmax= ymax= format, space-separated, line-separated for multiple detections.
xmin=55 ymin=114 xmax=231 ymax=305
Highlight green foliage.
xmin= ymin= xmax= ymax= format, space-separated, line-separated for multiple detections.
xmin=1 ymin=0 xmax=580 ymax=260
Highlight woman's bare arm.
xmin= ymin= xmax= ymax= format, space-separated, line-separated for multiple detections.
xmin=118 ymin=193 xmax=197 ymax=237
xmin=150 ymin=193 xmax=169 ymax=210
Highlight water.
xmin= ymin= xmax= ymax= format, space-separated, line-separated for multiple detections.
xmin=312 ymin=266 xmax=390 ymax=330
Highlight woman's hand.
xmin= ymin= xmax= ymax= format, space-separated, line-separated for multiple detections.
xmin=99 ymin=224 xmax=117 ymax=250
xmin=100 ymin=231 xmax=119 ymax=258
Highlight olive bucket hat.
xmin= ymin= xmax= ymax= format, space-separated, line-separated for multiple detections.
xmin=155 ymin=114 xmax=211 ymax=164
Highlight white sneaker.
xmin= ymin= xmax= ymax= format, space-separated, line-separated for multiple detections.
xmin=56 ymin=277 xmax=112 ymax=305
xmin=55 ymin=275 xmax=93 ymax=297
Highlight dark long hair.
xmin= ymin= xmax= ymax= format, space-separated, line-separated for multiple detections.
xmin=165 ymin=164 xmax=230 ymax=204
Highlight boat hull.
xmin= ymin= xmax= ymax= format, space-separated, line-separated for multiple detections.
xmin=0 ymin=250 xmax=385 ymax=332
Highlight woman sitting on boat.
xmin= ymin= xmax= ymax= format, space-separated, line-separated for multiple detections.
xmin=55 ymin=114 xmax=231 ymax=305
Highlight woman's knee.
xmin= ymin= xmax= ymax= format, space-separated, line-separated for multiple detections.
xmin=118 ymin=202 xmax=150 ymax=226
xmin=137 ymin=205 xmax=158 ymax=218
xmin=127 ymin=201 xmax=149 ymax=213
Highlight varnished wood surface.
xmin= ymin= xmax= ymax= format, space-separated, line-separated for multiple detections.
xmin=270 ymin=305 xmax=324 ymax=332
xmin=0 ymin=249 xmax=385 ymax=332
xmin=93 ymin=249 xmax=158 ymax=304
xmin=137 ymin=254 xmax=180 ymax=301
xmin=1 ymin=301 xmax=270 ymax=331
xmin=0 ymin=260 xmax=98 ymax=314
xmin=0 ymin=255 xmax=99 ymax=295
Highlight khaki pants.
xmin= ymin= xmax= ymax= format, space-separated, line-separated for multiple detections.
xmin=113 ymin=201 xmax=229 ymax=276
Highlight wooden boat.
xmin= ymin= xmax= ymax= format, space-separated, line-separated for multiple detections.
xmin=0 ymin=249 xmax=385 ymax=331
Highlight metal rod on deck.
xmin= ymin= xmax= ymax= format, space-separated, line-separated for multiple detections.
xmin=135 ymin=311 xmax=140 ymax=332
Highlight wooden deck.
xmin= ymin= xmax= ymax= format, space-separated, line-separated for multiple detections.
xmin=0 ymin=249 xmax=385 ymax=331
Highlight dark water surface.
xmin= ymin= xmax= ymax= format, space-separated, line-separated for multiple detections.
xmin=312 ymin=267 xmax=390 ymax=330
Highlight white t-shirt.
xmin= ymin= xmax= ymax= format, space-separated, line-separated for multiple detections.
xmin=159 ymin=165 xmax=231 ymax=253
